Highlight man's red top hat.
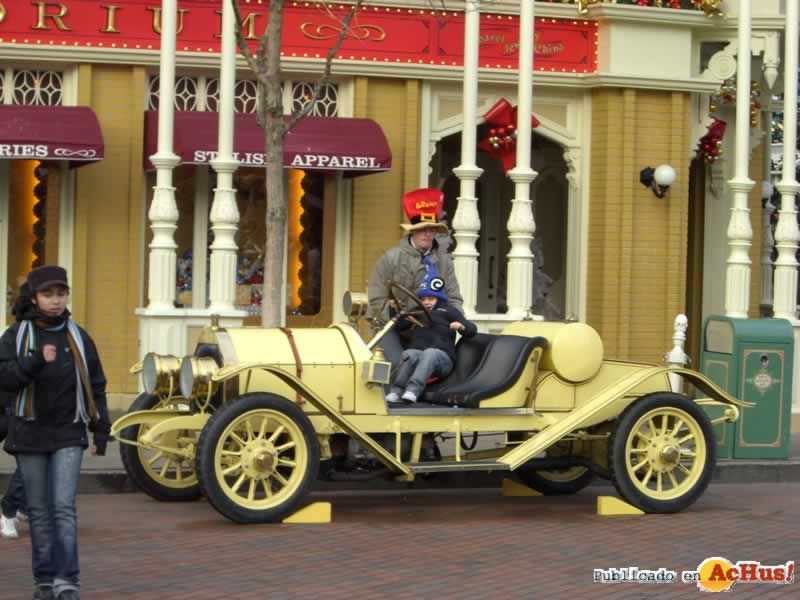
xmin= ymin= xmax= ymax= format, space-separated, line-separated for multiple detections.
xmin=400 ymin=188 xmax=448 ymax=234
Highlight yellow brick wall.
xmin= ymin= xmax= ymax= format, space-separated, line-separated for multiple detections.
xmin=588 ymin=89 xmax=690 ymax=363
xmin=349 ymin=78 xmax=420 ymax=291
xmin=73 ymin=65 xmax=145 ymax=394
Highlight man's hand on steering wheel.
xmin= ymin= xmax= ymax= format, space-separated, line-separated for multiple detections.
xmin=386 ymin=281 xmax=432 ymax=328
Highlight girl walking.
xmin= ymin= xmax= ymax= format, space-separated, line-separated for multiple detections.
xmin=0 ymin=267 xmax=111 ymax=600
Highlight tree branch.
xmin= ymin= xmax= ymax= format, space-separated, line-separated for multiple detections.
xmin=229 ymin=0 xmax=266 ymax=81
xmin=285 ymin=0 xmax=365 ymax=132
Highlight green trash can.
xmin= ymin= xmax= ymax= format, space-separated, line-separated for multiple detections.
xmin=700 ymin=316 xmax=793 ymax=459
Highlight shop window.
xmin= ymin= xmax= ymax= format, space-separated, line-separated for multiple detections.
xmin=291 ymin=82 xmax=338 ymax=117
xmin=174 ymin=76 xmax=200 ymax=111
xmin=11 ymin=70 xmax=63 ymax=106
xmin=5 ymin=161 xmax=61 ymax=322
xmin=142 ymin=167 xmax=328 ymax=321
xmin=1 ymin=69 xmax=63 ymax=106
xmin=233 ymin=80 xmax=258 ymax=113
xmin=142 ymin=165 xmax=197 ymax=307
xmin=233 ymin=169 xmax=326 ymax=320
xmin=146 ymin=75 xmax=338 ymax=117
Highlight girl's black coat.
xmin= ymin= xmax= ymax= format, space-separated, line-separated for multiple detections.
xmin=0 ymin=321 xmax=108 ymax=454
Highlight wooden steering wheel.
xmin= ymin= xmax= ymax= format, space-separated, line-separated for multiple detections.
xmin=386 ymin=281 xmax=432 ymax=327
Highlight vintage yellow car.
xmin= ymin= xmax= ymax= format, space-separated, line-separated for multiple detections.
xmin=112 ymin=286 xmax=746 ymax=524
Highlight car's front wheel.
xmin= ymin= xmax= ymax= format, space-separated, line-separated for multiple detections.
xmin=119 ymin=393 xmax=203 ymax=502
xmin=609 ymin=393 xmax=715 ymax=513
xmin=196 ymin=393 xmax=320 ymax=524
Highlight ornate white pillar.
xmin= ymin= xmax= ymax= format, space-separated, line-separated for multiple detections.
xmin=505 ymin=0 xmax=537 ymax=317
xmin=146 ymin=0 xmax=180 ymax=311
xmin=665 ymin=314 xmax=689 ymax=393
xmin=759 ymin=181 xmax=776 ymax=312
xmin=773 ymin=0 xmax=800 ymax=320
xmin=451 ymin=0 xmax=483 ymax=315
xmin=208 ymin=0 xmax=240 ymax=313
xmin=724 ymin=0 xmax=755 ymax=319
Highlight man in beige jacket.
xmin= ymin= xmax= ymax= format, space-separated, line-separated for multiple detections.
xmin=367 ymin=189 xmax=463 ymax=366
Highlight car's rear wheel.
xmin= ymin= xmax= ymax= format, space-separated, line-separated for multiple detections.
xmin=119 ymin=393 xmax=203 ymax=502
xmin=609 ymin=393 xmax=715 ymax=513
xmin=196 ymin=393 xmax=320 ymax=524
xmin=516 ymin=465 xmax=594 ymax=495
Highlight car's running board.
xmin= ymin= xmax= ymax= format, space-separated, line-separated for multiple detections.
xmin=406 ymin=460 xmax=510 ymax=473
xmin=387 ymin=405 xmax=535 ymax=416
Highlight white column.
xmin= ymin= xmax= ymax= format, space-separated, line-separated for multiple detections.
xmin=724 ymin=0 xmax=755 ymax=319
xmin=57 ymin=162 xmax=75 ymax=280
xmin=773 ymin=0 xmax=800 ymax=320
xmin=192 ymin=167 xmax=210 ymax=309
xmin=451 ymin=0 xmax=483 ymax=315
xmin=759 ymin=181 xmax=775 ymax=312
xmin=147 ymin=0 xmax=180 ymax=311
xmin=505 ymin=0 xmax=537 ymax=317
xmin=665 ymin=314 xmax=689 ymax=393
xmin=208 ymin=0 xmax=240 ymax=313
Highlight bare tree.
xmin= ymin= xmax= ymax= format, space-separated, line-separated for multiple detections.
xmin=230 ymin=0 xmax=364 ymax=326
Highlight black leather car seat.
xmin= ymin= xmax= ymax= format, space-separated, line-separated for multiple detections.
xmin=421 ymin=333 xmax=495 ymax=403
xmin=426 ymin=335 xmax=548 ymax=408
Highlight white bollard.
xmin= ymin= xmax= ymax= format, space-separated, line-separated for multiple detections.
xmin=664 ymin=314 xmax=690 ymax=393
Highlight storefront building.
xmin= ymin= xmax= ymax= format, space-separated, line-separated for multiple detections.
xmin=1 ymin=0 xmax=797 ymax=427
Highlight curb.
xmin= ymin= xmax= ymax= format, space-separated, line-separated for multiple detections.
xmin=2 ymin=459 xmax=799 ymax=496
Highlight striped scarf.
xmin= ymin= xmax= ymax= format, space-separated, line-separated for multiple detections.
xmin=15 ymin=319 xmax=97 ymax=423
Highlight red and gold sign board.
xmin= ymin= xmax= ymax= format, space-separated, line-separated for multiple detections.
xmin=0 ymin=1 xmax=597 ymax=73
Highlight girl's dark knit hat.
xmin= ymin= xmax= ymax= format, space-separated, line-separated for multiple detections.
xmin=27 ymin=265 xmax=70 ymax=292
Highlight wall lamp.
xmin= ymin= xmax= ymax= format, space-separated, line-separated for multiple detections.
xmin=639 ymin=165 xmax=676 ymax=199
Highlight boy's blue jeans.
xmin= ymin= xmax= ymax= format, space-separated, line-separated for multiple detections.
xmin=1 ymin=465 xmax=27 ymax=518
xmin=17 ymin=446 xmax=83 ymax=597
xmin=390 ymin=348 xmax=453 ymax=397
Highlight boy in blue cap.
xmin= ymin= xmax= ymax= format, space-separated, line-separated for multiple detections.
xmin=386 ymin=257 xmax=477 ymax=404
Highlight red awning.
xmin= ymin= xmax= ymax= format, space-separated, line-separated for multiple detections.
xmin=0 ymin=105 xmax=104 ymax=166
xmin=144 ymin=111 xmax=392 ymax=177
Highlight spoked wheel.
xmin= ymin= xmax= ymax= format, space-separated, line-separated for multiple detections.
xmin=196 ymin=393 xmax=320 ymax=524
xmin=517 ymin=465 xmax=594 ymax=495
xmin=119 ymin=393 xmax=203 ymax=502
xmin=516 ymin=441 xmax=595 ymax=495
xmin=609 ymin=393 xmax=715 ymax=513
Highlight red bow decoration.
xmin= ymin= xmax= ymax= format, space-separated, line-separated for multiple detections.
xmin=695 ymin=118 xmax=726 ymax=164
xmin=477 ymin=98 xmax=540 ymax=173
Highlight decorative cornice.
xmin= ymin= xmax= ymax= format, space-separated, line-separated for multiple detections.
xmin=588 ymin=3 xmax=718 ymax=28
xmin=0 ymin=45 xmax=723 ymax=93
xmin=581 ymin=72 xmax=721 ymax=93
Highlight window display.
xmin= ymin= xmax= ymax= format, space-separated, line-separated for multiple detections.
xmin=143 ymin=165 xmax=326 ymax=320
xmin=5 ymin=160 xmax=61 ymax=322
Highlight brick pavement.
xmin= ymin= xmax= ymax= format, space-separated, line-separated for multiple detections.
xmin=1 ymin=484 xmax=798 ymax=600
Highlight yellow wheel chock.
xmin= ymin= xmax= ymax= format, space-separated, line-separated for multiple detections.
xmin=596 ymin=496 xmax=644 ymax=516
xmin=282 ymin=501 xmax=332 ymax=524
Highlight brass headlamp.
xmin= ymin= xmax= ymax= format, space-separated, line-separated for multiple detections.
xmin=141 ymin=353 xmax=182 ymax=396
xmin=179 ymin=356 xmax=220 ymax=402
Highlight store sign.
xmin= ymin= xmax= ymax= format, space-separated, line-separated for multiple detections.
xmin=192 ymin=150 xmax=383 ymax=171
xmin=0 ymin=143 xmax=97 ymax=160
xmin=0 ymin=1 xmax=597 ymax=73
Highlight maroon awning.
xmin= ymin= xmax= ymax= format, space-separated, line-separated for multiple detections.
xmin=143 ymin=111 xmax=392 ymax=177
xmin=0 ymin=105 xmax=104 ymax=166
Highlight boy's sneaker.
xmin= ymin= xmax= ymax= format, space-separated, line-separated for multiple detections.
xmin=401 ymin=390 xmax=418 ymax=403
xmin=1 ymin=513 xmax=19 ymax=538
xmin=385 ymin=392 xmax=403 ymax=403
xmin=32 ymin=587 xmax=55 ymax=600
